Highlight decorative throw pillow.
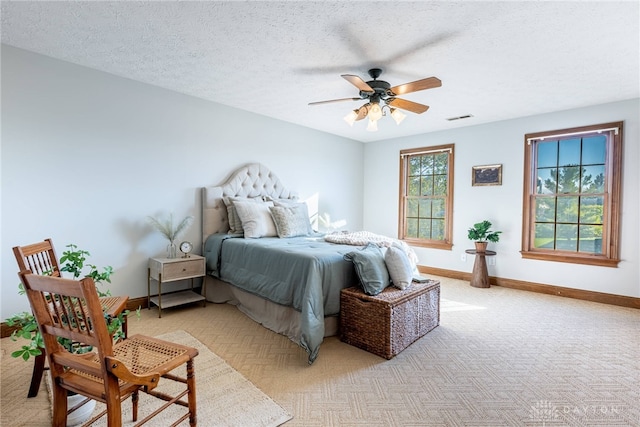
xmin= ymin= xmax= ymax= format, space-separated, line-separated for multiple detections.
xmin=344 ymin=244 xmax=390 ymax=296
xmin=222 ymin=196 xmax=261 ymax=234
xmin=385 ymin=245 xmax=413 ymax=290
xmin=269 ymin=203 xmax=313 ymax=238
xmin=233 ymin=201 xmax=277 ymax=238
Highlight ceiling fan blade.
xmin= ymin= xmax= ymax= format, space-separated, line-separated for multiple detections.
xmin=355 ymin=105 xmax=369 ymax=121
xmin=341 ymin=74 xmax=374 ymax=93
xmin=308 ymin=97 xmax=361 ymax=106
xmin=388 ymin=98 xmax=430 ymax=114
xmin=390 ymin=77 xmax=442 ymax=96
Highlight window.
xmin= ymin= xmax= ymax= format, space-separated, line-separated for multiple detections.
xmin=522 ymin=122 xmax=622 ymax=267
xmin=399 ymin=144 xmax=454 ymax=249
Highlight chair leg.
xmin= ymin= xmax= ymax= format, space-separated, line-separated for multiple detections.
xmin=27 ymin=352 xmax=46 ymax=398
xmin=187 ymin=358 xmax=197 ymax=426
xmin=122 ymin=315 xmax=128 ymax=338
xmin=132 ymin=390 xmax=139 ymax=422
xmin=51 ymin=383 xmax=68 ymax=427
xmin=104 ymin=377 xmax=123 ymax=427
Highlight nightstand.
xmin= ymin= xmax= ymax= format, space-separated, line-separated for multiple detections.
xmin=148 ymin=255 xmax=206 ymax=318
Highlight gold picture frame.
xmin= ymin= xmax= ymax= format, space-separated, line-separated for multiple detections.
xmin=472 ymin=164 xmax=502 ymax=186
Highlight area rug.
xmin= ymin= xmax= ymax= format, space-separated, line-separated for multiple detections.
xmin=46 ymin=330 xmax=292 ymax=426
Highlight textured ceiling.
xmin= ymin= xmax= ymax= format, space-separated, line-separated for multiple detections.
xmin=2 ymin=1 xmax=639 ymax=143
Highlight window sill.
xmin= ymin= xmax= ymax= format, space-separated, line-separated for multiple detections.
xmin=403 ymin=239 xmax=453 ymax=250
xmin=520 ymin=250 xmax=619 ymax=267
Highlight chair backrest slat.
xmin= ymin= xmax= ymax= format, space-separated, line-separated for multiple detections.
xmin=13 ymin=238 xmax=61 ymax=277
xmin=19 ymin=272 xmax=111 ymax=362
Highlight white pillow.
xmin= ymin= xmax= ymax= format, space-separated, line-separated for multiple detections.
xmin=269 ymin=204 xmax=313 ymax=238
xmin=222 ymin=196 xmax=262 ymax=234
xmin=384 ymin=245 xmax=413 ymax=290
xmin=233 ymin=201 xmax=277 ymax=238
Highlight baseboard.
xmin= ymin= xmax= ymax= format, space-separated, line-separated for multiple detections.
xmin=1 ymin=324 xmax=19 ymax=339
xmin=127 ymin=296 xmax=150 ymax=311
xmin=419 ymin=266 xmax=640 ymax=309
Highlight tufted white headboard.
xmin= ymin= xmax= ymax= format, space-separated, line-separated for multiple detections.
xmin=201 ymin=163 xmax=298 ymax=245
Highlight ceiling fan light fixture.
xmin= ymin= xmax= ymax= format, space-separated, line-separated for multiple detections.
xmin=343 ymin=110 xmax=358 ymax=126
xmin=368 ymin=102 xmax=383 ymax=122
xmin=390 ymin=108 xmax=407 ymax=125
xmin=366 ymin=118 xmax=378 ymax=132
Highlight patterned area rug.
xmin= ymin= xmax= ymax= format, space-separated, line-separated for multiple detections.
xmin=46 ymin=330 xmax=292 ymax=427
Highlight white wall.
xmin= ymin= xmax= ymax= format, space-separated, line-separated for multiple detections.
xmin=3 ymin=45 xmax=637 ymax=322
xmin=0 ymin=46 xmax=364 ymax=317
xmin=363 ymin=99 xmax=640 ymax=298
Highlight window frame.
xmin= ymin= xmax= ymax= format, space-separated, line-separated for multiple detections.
xmin=398 ymin=144 xmax=455 ymax=250
xmin=521 ymin=121 xmax=623 ymax=267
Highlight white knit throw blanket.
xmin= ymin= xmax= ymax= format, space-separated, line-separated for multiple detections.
xmin=324 ymin=231 xmax=419 ymax=265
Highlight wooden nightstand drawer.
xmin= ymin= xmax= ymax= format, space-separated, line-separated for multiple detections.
xmin=149 ymin=256 xmax=205 ymax=282
xmin=162 ymin=258 xmax=205 ymax=281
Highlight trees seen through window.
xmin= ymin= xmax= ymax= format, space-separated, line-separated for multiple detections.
xmin=522 ymin=122 xmax=622 ymax=266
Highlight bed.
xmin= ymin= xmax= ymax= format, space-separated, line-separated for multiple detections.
xmin=201 ymin=163 xmax=361 ymax=363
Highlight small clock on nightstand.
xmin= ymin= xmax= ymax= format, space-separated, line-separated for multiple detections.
xmin=179 ymin=241 xmax=193 ymax=258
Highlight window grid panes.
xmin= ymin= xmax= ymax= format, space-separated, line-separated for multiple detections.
xmin=400 ymin=145 xmax=454 ymax=249
xmin=522 ymin=122 xmax=622 ymax=267
xmin=532 ymin=135 xmax=606 ymax=253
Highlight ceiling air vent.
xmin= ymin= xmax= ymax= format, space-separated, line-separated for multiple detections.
xmin=446 ymin=114 xmax=474 ymax=121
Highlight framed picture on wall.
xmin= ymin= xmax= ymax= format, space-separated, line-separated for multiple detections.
xmin=472 ymin=164 xmax=502 ymax=186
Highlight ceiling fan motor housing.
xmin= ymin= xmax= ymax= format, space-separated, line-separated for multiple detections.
xmin=361 ymin=79 xmax=392 ymax=101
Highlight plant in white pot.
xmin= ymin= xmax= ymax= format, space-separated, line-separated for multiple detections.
xmin=467 ymin=220 xmax=502 ymax=252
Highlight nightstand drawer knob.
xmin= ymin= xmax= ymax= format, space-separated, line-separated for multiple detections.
xmin=182 ymin=268 xmax=186 ymax=271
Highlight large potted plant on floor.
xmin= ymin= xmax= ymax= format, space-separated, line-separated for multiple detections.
xmin=467 ymin=220 xmax=502 ymax=252
xmin=6 ymin=244 xmax=129 ymax=426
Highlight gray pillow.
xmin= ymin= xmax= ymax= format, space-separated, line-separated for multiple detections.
xmin=344 ymin=244 xmax=390 ymax=296
xmin=384 ymin=245 xmax=413 ymax=290
xmin=233 ymin=200 xmax=277 ymax=238
xmin=222 ymin=196 xmax=262 ymax=235
xmin=269 ymin=204 xmax=313 ymax=238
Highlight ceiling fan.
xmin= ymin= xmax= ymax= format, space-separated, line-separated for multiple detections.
xmin=309 ymin=68 xmax=441 ymax=131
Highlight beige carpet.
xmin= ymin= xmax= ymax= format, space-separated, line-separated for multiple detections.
xmin=3 ymin=276 xmax=639 ymax=426
xmin=46 ymin=330 xmax=292 ymax=427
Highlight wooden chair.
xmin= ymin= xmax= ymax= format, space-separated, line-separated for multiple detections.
xmin=13 ymin=238 xmax=129 ymax=398
xmin=19 ymin=270 xmax=199 ymax=427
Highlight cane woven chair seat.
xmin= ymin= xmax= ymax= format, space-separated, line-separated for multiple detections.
xmin=63 ymin=335 xmax=194 ymax=388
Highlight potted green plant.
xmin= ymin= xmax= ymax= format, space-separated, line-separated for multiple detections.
xmin=467 ymin=220 xmax=502 ymax=252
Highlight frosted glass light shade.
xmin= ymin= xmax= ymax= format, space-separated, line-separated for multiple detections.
xmin=391 ymin=108 xmax=407 ymax=125
xmin=343 ymin=110 xmax=358 ymax=126
xmin=368 ymin=103 xmax=383 ymax=121
xmin=366 ymin=118 xmax=378 ymax=132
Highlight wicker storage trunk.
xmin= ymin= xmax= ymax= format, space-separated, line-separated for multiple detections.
xmin=340 ymin=279 xmax=440 ymax=359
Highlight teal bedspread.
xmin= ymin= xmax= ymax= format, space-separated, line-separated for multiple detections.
xmin=204 ymin=233 xmax=359 ymax=363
